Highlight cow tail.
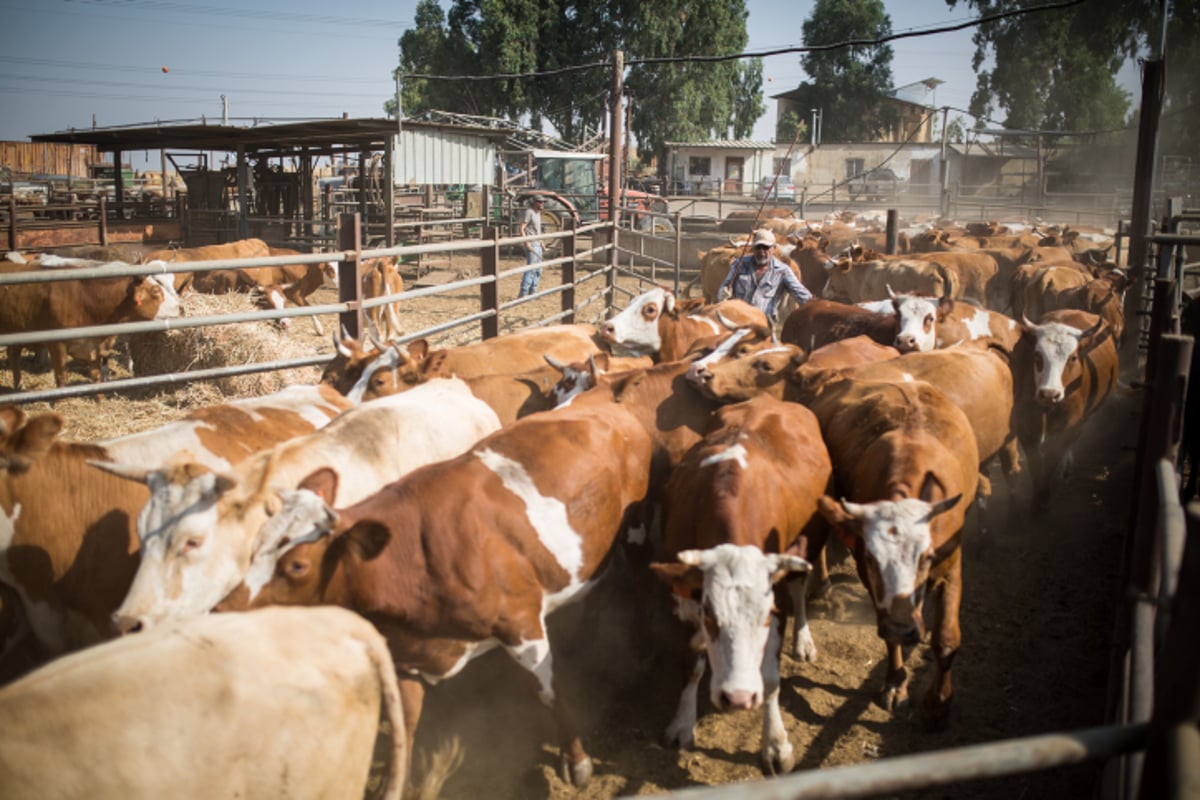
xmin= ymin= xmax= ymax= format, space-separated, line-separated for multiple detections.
xmin=361 ymin=629 xmax=408 ymax=800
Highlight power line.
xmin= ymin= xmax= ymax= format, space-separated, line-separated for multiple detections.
xmin=402 ymin=0 xmax=1088 ymax=80
xmin=0 ymin=73 xmax=382 ymax=99
xmin=0 ymin=55 xmax=382 ymax=84
xmin=55 ymin=0 xmax=411 ymax=29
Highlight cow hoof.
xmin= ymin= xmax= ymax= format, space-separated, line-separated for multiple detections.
xmin=790 ymin=629 xmax=818 ymax=663
xmin=806 ymin=579 xmax=833 ymax=602
xmin=880 ymin=684 xmax=909 ymax=712
xmin=560 ymin=754 xmax=593 ymax=787
xmin=664 ymin=723 xmax=696 ymax=751
xmin=921 ymin=695 xmax=953 ymax=731
xmin=761 ymin=742 xmax=795 ymax=776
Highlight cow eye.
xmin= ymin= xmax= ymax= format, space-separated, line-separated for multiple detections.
xmin=181 ymin=537 xmax=204 ymax=554
xmin=285 ymin=559 xmax=310 ymax=578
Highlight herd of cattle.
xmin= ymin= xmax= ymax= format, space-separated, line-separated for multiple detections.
xmin=0 ymin=214 xmax=1136 ymax=797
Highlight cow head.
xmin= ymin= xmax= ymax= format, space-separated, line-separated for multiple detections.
xmin=890 ymin=291 xmax=948 ymax=353
xmin=344 ymin=340 xmax=431 ymax=403
xmin=651 ymin=543 xmax=810 ymax=711
xmin=599 ymin=287 xmax=675 ymax=355
xmin=818 ymin=493 xmax=960 ymax=644
xmin=320 ymin=331 xmax=379 ymax=395
xmin=549 ymin=353 xmax=607 ymax=407
xmin=95 ymin=458 xmax=288 ymax=634
xmin=687 ymin=344 xmax=807 ymax=402
xmin=684 ymin=327 xmax=771 ymax=386
xmin=1019 ymin=315 xmax=1105 ymax=406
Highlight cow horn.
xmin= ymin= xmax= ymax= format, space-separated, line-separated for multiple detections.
xmin=365 ymin=321 xmax=387 ymax=352
xmin=544 ymin=354 xmax=568 ymax=371
xmin=714 ymin=309 xmax=739 ymax=330
xmin=333 ymin=331 xmax=353 ymax=358
xmin=88 ymin=459 xmax=152 ymax=484
xmin=1021 ymin=314 xmax=1037 ymax=329
xmin=839 ymin=498 xmax=868 ymax=517
xmin=886 ymin=284 xmax=899 ymax=299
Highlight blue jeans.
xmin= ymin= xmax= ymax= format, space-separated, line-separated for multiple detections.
xmin=519 ymin=242 xmax=544 ymax=297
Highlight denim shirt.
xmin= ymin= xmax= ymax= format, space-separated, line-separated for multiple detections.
xmin=718 ymin=255 xmax=813 ymax=320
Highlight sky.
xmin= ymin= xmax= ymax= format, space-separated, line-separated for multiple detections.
xmin=1 ymin=0 xmax=1139 ymax=152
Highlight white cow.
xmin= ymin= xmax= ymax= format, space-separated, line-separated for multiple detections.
xmin=98 ymin=377 xmax=502 ymax=633
xmin=0 ymin=606 xmax=407 ymax=800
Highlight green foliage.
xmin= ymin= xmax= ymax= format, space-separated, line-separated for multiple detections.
xmin=776 ymin=108 xmax=807 ymax=143
xmin=945 ymin=0 xmax=1139 ymax=133
xmin=390 ymin=0 xmax=764 ymax=165
xmin=792 ymin=0 xmax=898 ymax=142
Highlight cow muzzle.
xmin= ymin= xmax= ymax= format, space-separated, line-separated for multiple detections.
xmin=1036 ymin=387 xmax=1065 ymax=405
xmin=717 ymin=689 xmax=759 ymax=711
xmin=112 ymin=612 xmax=150 ymax=636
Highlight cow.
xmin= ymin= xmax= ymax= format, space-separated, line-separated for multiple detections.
xmin=686 ymin=338 xmax=900 ymax=406
xmin=650 ymin=396 xmax=829 ymax=774
xmin=1010 ymin=265 xmax=1092 ymax=330
xmin=244 ymin=247 xmax=337 ymax=335
xmin=780 ymin=298 xmax=898 ymax=351
xmin=0 ymin=606 xmax=408 ymax=800
xmin=814 ymin=378 xmax=979 ymax=725
xmin=99 ymin=378 xmax=502 ymax=634
xmin=141 ymin=237 xmax=272 ymax=294
xmin=330 ymin=323 xmax=608 ymax=403
xmin=221 ymin=399 xmax=655 ymax=787
xmin=361 ymin=256 xmax=405 ymax=340
xmin=598 ymin=288 xmax=770 ymax=361
xmin=0 ymin=261 xmax=181 ymax=389
xmin=823 ymin=252 xmax=958 ymax=304
xmin=1038 ymin=268 xmax=1131 ymax=344
xmin=892 ymin=294 xmax=1022 ymax=353
xmin=1011 ymin=309 xmax=1119 ymax=508
xmin=0 ymin=387 xmax=350 ymax=672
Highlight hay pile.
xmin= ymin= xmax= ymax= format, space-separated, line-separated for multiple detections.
xmin=128 ymin=291 xmax=326 ymax=404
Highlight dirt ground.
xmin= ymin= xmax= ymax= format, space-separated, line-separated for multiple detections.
xmin=1 ymin=250 xmax=1137 ymax=799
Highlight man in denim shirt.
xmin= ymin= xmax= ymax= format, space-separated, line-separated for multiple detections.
xmin=717 ymin=229 xmax=813 ymax=322
xmin=518 ymin=197 xmax=545 ymax=297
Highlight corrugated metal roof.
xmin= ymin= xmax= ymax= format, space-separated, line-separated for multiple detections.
xmin=665 ymin=140 xmax=776 ymax=150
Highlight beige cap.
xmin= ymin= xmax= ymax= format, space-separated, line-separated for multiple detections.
xmin=751 ymin=229 xmax=776 ymax=248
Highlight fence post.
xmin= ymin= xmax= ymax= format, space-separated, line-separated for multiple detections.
xmin=8 ymin=194 xmax=16 ymax=250
xmin=99 ymin=195 xmax=108 ymax=246
xmin=886 ymin=209 xmax=899 ymax=254
xmin=481 ymin=226 xmax=500 ymax=340
xmin=673 ymin=210 xmax=683 ymax=297
xmin=562 ymin=217 xmax=577 ymax=324
xmin=336 ymin=212 xmax=362 ymax=339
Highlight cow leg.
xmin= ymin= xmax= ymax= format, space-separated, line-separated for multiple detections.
xmin=7 ymin=345 xmax=23 ymax=389
xmin=48 ymin=343 xmax=69 ymax=388
xmin=664 ymin=595 xmax=706 ymax=751
xmin=397 ymin=676 xmax=426 ymax=783
xmin=880 ymin=641 xmax=909 ymax=711
xmin=760 ymin=613 xmax=795 ymax=775
xmin=785 ymin=572 xmax=817 ymax=662
xmin=922 ymin=552 xmax=962 ymax=730
xmin=506 ymin=632 xmax=592 ymax=787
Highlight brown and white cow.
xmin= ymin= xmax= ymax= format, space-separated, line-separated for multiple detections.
xmin=598 ymin=288 xmax=769 ymax=361
xmin=100 ymin=378 xmax=501 ymax=634
xmin=360 ymin=256 xmax=405 ymax=340
xmin=1037 ymin=268 xmax=1130 ymax=344
xmin=891 ymin=294 xmax=1022 ymax=353
xmin=651 ymin=396 xmax=828 ymax=774
xmin=780 ymin=297 xmax=898 ymax=351
xmin=246 ymin=247 xmax=337 ymax=335
xmin=0 ymin=261 xmax=181 ymax=389
xmin=0 ymin=387 xmax=349 ymax=671
xmin=141 ymin=237 xmax=272 ymax=294
xmin=823 ymin=252 xmax=958 ymax=305
xmin=1011 ymin=309 xmax=1118 ymax=508
xmin=224 ymin=399 xmax=654 ymax=787
xmin=813 ymin=378 xmax=979 ymax=725
xmin=0 ymin=606 xmax=408 ymax=800
xmin=326 ymin=324 xmax=606 ymax=403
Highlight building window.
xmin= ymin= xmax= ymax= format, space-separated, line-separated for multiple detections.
xmin=845 ymin=158 xmax=865 ymax=179
xmin=772 ymin=157 xmax=792 ymax=177
xmin=689 ymin=156 xmax=711 ymax=176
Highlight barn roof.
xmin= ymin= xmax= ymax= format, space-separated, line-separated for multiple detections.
xmin=30 ymin=117 xmax=506 ymax=157
xmin=665 ymin=140 xmax=776 ymax=150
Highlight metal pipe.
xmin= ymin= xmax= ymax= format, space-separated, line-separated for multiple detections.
xmin=646 ymin=723 xmax=1148 ymax=800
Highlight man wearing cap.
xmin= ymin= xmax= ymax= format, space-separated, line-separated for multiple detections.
xmin=518 ymin=197 xmax=546 ymax=297
xmin=717 ymin=228 xmax=813 ymax=321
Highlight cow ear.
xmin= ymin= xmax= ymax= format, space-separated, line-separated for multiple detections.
xmin=768 ymin=554 xmax=812 ymax=584
xmin=341 ymin=520 xmax=390 ymax=561
xmin=937 ymin=297 xmax=955 ymax=318
xmin=422 ymin=350 xmax=449 ymax=376
xmin=298 ymin=466 xmax=339 ymax=505
xmin=0 ymin=406 xmax=26 ymax=440
xmin=817 ymin=495 xmax=852 ymax=527
xmin=14 ymin=412 xmax=64 ymax=460
xmin=663 ymin=291 xmax=676 ymax=315
xmin=649 ymin=561 xmax=702 ymax=591
xmin=407 ymin=339 xmax=430 ymax=360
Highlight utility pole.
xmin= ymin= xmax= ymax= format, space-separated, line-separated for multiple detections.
xmin=606 ymin=50 xmax=624 ymax=311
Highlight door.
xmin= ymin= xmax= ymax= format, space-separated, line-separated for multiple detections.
xmin=724 ymin=157 xmax=744 ymax=194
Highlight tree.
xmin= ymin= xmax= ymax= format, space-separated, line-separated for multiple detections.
xmin=789 ymin=0 xmax=897 ymax=143
xmin=389 ymin=0 xmax=764 ymax=167
xmin=945 ymin=0 xmax=1139 ymax=134
xmin=776 ymin=108 xmax=807 ymax=143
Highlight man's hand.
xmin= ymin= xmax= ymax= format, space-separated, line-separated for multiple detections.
xmin=717 ymin=286 xmax=732 ymax=301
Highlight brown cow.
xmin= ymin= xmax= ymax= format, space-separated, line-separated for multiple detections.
xmin=226 ymin=400 xmax=654 ymax=787
xmin=651 ymin=396 xmax=829 ymax=774
xmin=1038 ymin=268 xmax=1130 ymax=344
xmin=780 ymin=298 xmax=898 ymax=351
xmin=1011 ymin=309 xmax=1119 ymax=508
xmin=141 ymin=238 xmax=272 ymax=294
xmin=360 ymin=256 xmax=405 ymax=340
xmin=0 ymin=262 xmax=181 ymax=389
xmin=0 ymin=387 xmax=350 ymax=674
xmin=814 ymin=378 xmax=979 ymax=726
